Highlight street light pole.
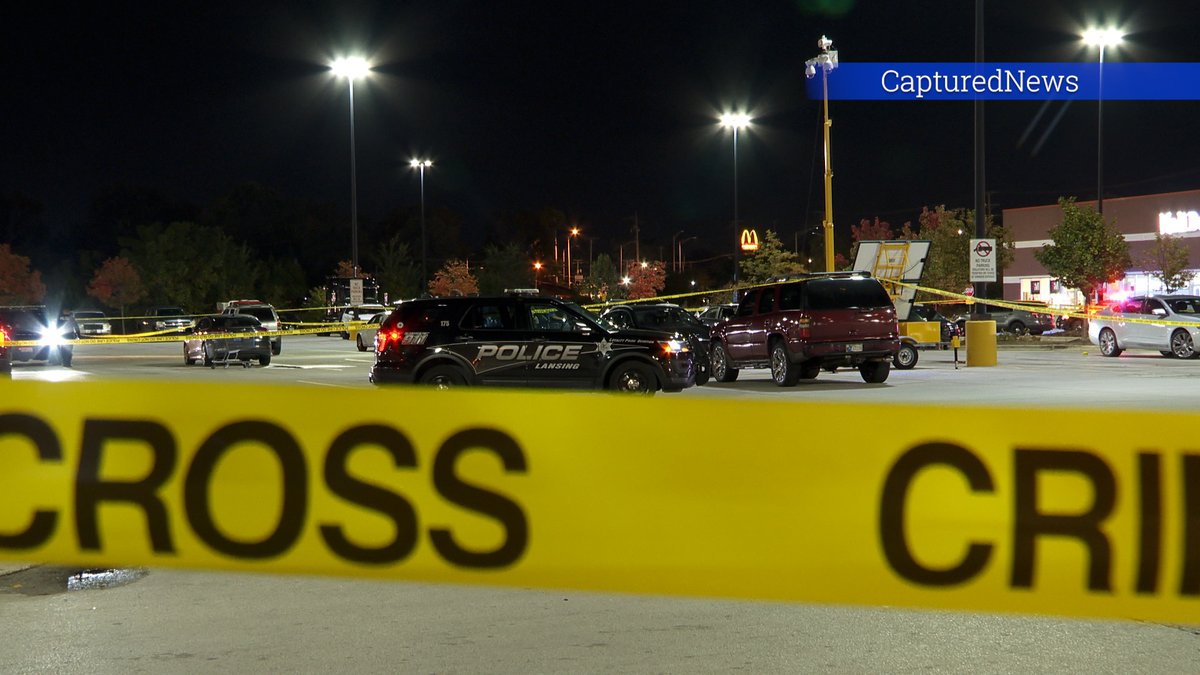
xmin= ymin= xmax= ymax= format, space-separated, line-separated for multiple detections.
xmin=1084 ymin=27 xmax=1122 ymax=215
xmin=410 ymin=158 xmax=433 ymax=287
xmin=806 ymin=36 xmax=839 ymax=273
xmin=330 ymin=57 xmax=371 ymax=277
xmin=719 ymin=113 xmax=751 ymax=299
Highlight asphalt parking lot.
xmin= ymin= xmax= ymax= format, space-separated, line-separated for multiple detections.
xmin=4 ymin=335 xmax=1199 ymax=673
xmin=9 ymin=334 xmax=1196 ymax=410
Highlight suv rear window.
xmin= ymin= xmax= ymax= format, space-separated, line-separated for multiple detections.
xmin=805 ymin=278 xmax=893 ymax=310
xmin=239 ymin=307 xmax=277 ymax=322
xmin=391 ymin=302 xmax=446 ymax=330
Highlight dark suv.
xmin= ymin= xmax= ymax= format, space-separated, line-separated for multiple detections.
xmin=709 ymin=273 xmax=899 ymax=385
xmin=953 ymin=301 xmax=1057 ymax=336
xmin=599 ymin=302 xmax=711 ymax=385
xmin=0 ymin=306 xmax=76 ymax=368
xmin=221 ymin=300 xmax=282 ymax=355
xmin=369 ymin=295 xmax=695 ymax=393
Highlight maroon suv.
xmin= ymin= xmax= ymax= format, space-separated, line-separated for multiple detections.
xmin=709 ymin=273 xmax=900 ymax=385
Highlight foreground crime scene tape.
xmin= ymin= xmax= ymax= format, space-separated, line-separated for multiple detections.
xmin=1 ymin=380 xmax=1198 ymax=623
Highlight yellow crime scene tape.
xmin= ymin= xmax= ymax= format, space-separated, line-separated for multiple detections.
xmin=1 ymin=379 xmax=1198 ymax=623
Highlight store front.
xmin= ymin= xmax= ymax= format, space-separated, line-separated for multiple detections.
xmin=1003 ymin=189 xmax=1200 ymax=305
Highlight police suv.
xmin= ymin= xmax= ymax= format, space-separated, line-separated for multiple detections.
xmin=368 ymin=294 xmax=695 ymax=393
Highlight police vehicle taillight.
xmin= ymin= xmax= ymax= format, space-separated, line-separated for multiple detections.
xmin=376 ymin=328 xmax=402 ymax=352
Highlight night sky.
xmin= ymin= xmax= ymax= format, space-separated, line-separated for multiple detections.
xmin=6 ymin=0 xmax=1200 ymax=266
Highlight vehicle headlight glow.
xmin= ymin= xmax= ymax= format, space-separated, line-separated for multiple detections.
xmin=39 ymin=326 xmax=66 ymax=346
xmin=660 ymin=339 xmax=687 ymax=354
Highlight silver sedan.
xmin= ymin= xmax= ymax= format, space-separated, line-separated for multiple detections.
xmin=1089 ymin=294 xmax=1200 ymax=358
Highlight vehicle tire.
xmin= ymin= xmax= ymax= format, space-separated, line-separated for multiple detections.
xmin=184 ymin=344 xmax=196 ymax=366
xmin=799 ymin=362 xmax=821 ymax=380
xmin=1161 ymin=351 xmax=1176 ymax=358
xmin=694 ymin=365 xmax=710 ymax=386
xmin=1098 ymin=328 xmax=1122 ymax=357
xmin=710 ymin=342 xmax=739 ymax=382
xmin=769 ymin=341 xmax=800 ymax=386
xmin=860 ymin=360 xmax=891 ymax=383
xmin=203 ymin=343 xmax=214 ymax=368
xmin=259 ymin=353 xmax=271 ymax=367
xmin=1009 ymin=320 xmax=1027 ymax=336
xmin=356 ymin=334 xmax=368 ymax=352
xmin=1170 ymin=329 xmax=1196 ymax=359
xmin=608 ymin=361 xmax=657 ymax=393
xmin=419 ymin=364 xmax=468 ymax=389
xmin=894 ymin=343 xmax=919 ymax=370
xmin=271 ymin=340 xmax=281 ymax=356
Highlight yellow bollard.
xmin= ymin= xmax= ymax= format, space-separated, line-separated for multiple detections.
xmin=965 ymin=320 xmax=998 ymax=367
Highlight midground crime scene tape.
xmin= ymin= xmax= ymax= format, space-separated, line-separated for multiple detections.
xmin=1 ymin=380 xmax=1199 ymax=624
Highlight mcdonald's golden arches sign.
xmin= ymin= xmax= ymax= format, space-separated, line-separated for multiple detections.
xmin=740 ymin=229 xmax=759 ymax=251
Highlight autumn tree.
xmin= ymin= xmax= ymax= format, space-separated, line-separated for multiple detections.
xmin=0 ymin=244 xmax=46 ymax=304
xmin=915 ymin=205 xmax=1013 ymax=301
xmin=625 ymin=260 xmax=666 ymax=300
xmin=1143 ymin=232 xmax=1194 ymax=293
xmin=739 ymin=229 xmax=805 ymax=284
xmin=428 ymin=259 xmax=479 ymax=297
xmin=1034 ymin=197 xmax=1131 ymax=303
xmin=87 ymin=256 xmax=146 ymax=332
xmin=334 ymin=260 xmax=370 ymax=278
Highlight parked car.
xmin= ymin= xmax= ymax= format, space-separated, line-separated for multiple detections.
xmin=0 ymin=305 xmax=76 ymax=367
xmin=337 ymin=304 xmax=389 ymax=338
xmin=183 ymin=314 xmax=272 ymax=367
xmin=695 ymin=303 xmax=738 ymax=327
xmin=139 ymin=306 xmax=194 ymax=334
xmin=369 ymin=294 xmax=694 ymax=393
xmin=600 ymin=302 xmax=711 ymax=385
xmin=71 ymin=309 xmax=113 ymax=337
xmin=221 ymin=299 xmax=282 ymax=355
xmin=0 ymin=320 xmax=11 ymax=377
xmin=953 ymin=301 xmax=1057 ymax=335
xmin=1089 ymin=294 xmax=1200 ymax=358
xmin=708 ymin=272 xmax=899 ymax=385
xmin=355 ymin=312 xmax=384 ymax=352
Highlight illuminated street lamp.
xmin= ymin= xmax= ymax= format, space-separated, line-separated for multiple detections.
xmin=566 ymin=226 xmax=580 ymax=286
xmin=330 ymin=56 xmax=372 ymax=277
xmin=719 ymin=112 xmax=752 ymax=298
xmin=410 ymin=158 xmax=433 ymax=286
xmin=1083 ymin=27 xmax=1123 ymax=215
xmin=805 ymin=35 xmax=839 ymax=273
xmin=533 ymin=261 xmax=543 ymax=287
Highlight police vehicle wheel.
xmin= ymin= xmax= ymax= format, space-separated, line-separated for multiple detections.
xmin=203 ymin=343 xmax=214 ymax=368
xmin=710 ymin=342 xmax=739 ymax=382
xmin=694 ymin=368 xmax=710 ymax=386
xmin=356 ymin=334 xmax=368 ymax=352
xmin=608 ymin=362 xmax=657 ymax=394
xmin=259 ymin=353 xmax=271 ymax=367
xmin=860 ymin=360 xmax=890 ymax=383
xmin=271 ymin=340 xmax=282 ymax=356
xmin=420 ymin=364 xmax=467 ymax=389
xmin=894 ymin=343 xmax=918 ymax=370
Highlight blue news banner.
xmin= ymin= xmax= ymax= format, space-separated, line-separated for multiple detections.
xmin=805 ymin=63 xmax=1200 ymax=101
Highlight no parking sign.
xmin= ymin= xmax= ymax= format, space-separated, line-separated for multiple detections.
xmin=969 ymin=238 xmax=996 ymax=282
